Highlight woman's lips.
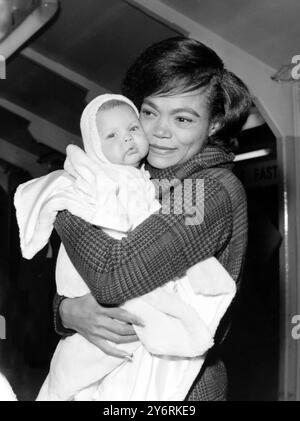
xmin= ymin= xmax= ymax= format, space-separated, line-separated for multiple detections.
xmin=149 ymin=144 xmax=177 ymax=154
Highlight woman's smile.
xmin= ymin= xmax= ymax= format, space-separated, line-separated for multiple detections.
xmin=149 ymin=144 xmax=178 ymax=153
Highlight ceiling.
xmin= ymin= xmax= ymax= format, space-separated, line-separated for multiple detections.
xmin=31 ymin=0 xmax=184 ymax=90
xmin=161 ymin=0 xmax=300 ymax=69
xmin=0 ymin=0 xmax=295 ymax=177
xmin=0 ymin=0 xmax=182 ymax=176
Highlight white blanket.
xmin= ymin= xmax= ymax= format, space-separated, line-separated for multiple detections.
xmin=0 ymin=373 xmax=17 ymax=401
xmin=14 ymin=94 xmax=236 ymax=401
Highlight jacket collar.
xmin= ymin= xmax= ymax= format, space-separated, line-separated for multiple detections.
xmin=145 ymin=146 xmax=235 ymax=181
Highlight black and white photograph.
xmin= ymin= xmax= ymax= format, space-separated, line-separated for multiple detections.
xmin=0 ymin=0 xmax=299 ymax=403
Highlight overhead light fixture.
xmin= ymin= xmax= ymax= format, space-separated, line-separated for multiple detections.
xmin=0 ymin=0 xmax=12 ymax=41
xmin=271 ymin=61 xmax=300 ymax=83
xmin=234 ymin=148 xmax=272 ymax=162
xmin=0 ymin=0 xmax=59 ymax=59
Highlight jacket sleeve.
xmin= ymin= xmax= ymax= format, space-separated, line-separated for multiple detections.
xmin=53 ymin=293 xmax=76 ymax=337
xmin=54 ymin=175 xmax=233 ymax=306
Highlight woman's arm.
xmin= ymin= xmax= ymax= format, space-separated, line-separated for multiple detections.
xmin=54 ymin=175 xmax=233 ymax=306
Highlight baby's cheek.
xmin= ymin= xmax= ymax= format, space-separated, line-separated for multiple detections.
xmin=140 ymin=120 xmax=151 ymax=137
xmin=139 ymin=133 xmax=149 ymax=146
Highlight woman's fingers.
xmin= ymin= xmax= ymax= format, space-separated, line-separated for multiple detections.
xmin=98 ymin=317 xmax=136 ymax=336
xmin=115 ymin=334 xmax=138 ymax=344
xmin=104 ymin=307 xmax=145 ymax=327
xmin=59 ymin=294 xmax=142 ymax=352
xmin=88 ymin=336 xmax=133 ymax=359
xmin=78 ymin=294 xmax=142 ymax=327
xmin=97 ymin=327 xmax=138 ymax=345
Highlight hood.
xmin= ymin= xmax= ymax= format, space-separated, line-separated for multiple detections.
xmin=80 ymin=93 xmax=139 ymax=164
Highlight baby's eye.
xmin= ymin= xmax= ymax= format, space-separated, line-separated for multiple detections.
xmin=130 ymin=125 xmax=140 ymax=131
xmin=107 ymin=132 xmax=116 ymax=139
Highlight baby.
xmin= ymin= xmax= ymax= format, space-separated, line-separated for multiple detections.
xmin=15 ymin=94 xmax=236 ymax=401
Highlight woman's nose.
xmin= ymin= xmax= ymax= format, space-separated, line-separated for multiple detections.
xmin=153 ymin=118 xmax=171 ymax=138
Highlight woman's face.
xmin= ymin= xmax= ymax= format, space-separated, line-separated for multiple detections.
xmin=140 ymin=90 xmax=213 ymax=169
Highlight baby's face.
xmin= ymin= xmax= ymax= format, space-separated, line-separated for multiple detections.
xmin=96 ymin=105 xmax=149 ymax=167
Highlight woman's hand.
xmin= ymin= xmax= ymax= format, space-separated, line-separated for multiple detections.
xmin=60 ymin=293 xmax=143 ymax=359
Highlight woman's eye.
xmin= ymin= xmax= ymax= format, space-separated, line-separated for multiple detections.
xmin=176 ymin=116 xmax=193 ymax=124
xmin=130 ymin=125 xmax=139 ymax=131
xmin=141 ymin=108 xmax=155 ymax=118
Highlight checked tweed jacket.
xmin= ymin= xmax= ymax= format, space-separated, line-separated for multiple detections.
xmin=53 ymin=145 xmax=248 ymax=401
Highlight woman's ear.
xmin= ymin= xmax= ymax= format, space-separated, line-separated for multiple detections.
xmin=208 ymin=121 xmax=221 ymax=137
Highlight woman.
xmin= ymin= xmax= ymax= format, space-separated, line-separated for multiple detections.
xmin=53 ymin=37 xmax=252 ymax=401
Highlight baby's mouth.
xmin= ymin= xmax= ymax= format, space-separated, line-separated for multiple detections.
xmin=126 ymin=147 xmax=138 ymax=156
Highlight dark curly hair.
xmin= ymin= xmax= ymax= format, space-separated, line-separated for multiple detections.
xmin=122 ymin=37 xmax=252 ymax=152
